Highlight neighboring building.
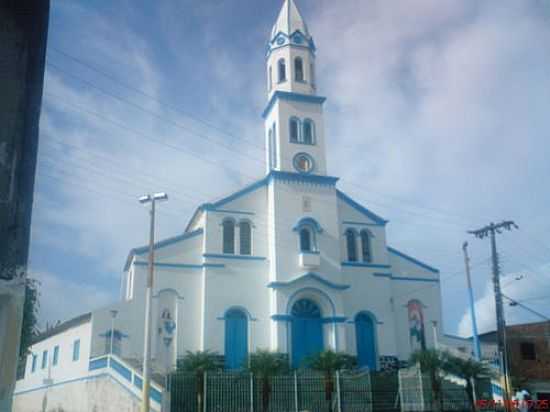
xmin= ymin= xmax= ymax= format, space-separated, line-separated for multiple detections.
xmin=478 ymin=321 xmax=550 ymax=399
xmin=0 ymin=1 xmax=49 ymax=411
xmin=14 ymin=1 xmax=467 ymax=410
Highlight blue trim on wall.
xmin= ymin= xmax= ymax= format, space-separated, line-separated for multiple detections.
xmin=210 ymin=209 xmax=255 ymax=215
xmin=271 ymin=314 xmax=294 ymax=322
xmin=373 ymin=272 xmax=392 ymax=278
xmin=203 ymin=253 xmax=266 ymax=261
xmin=262 ymin=91 xmax=326 ymax=119
xmin=134 ymin=261 xmax=225 ymax=270
xmin=134 ymin=261 xmax=201 ymax=269
xmin=293 ymin=217 xmax=324 ymax=233
xmin=342 ymin=220 xmax=384 ymax=227
xmin=268 ymin=272 xmax=350 ymax=290
xmin=218 ymin=306 xmax=257 ymax=321
xmin=89 ymin=357 xmax=108 ymax=371
xmin=391 ymin=276 xmax=439 ymax=283
xmin=322 ymin=316 xmax=347 ymax=324
xmin=342 ymin=262 xmax=391 ymax=269
xmin=387 ymin=246 xmax=440 ymax=273
xmin=208 ymin=177 xmax=269 ymax=209
xmin=111 ymin=358 xmax=132 ymax=382
xmin=269 ymin=170 xmax=339 ymax=186
xmin=336 ymin=191 xmax=388 ymax=225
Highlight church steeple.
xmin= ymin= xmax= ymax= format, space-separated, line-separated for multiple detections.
xmin=263 ymin=0 xmax=328 ymax=177
xmin=271 ymin=0 xmax=310 ymax=41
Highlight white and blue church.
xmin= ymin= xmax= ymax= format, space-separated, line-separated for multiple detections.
xmin=14 ymin=2 xmax=470 ymax=410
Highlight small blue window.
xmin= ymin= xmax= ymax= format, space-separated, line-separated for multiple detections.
xmin=289 ymin=118 xmax=300 ymax=142
xmin=295 ymin=57 xmax=304 ymax=82
xmin=346 ymin=229 xmax=357 ymax=262
xmin=53 ymin=346 xmax=59 ymax=366
xmin=31 ymin=354 xmax=37 ymax=372
xmin=41 ymin=350 xmax=48 ymax=369
xmin=73 ymin=339 xmax=80 ymax=361
xmin=278 ymin=59 xmax=286 ymax=82
xmin=360 ymin=230 xmax=372 ymax=262
xmin=303 ymin=120 xmax=315 ymax=144
xmin=300 ymin=228 xmax=312 ymax=252
xmin=222 ymin=219 xmax=235 ymax=254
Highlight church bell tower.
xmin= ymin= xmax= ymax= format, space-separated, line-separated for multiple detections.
xmin=263 ymin=0 xmax=328 ymax=176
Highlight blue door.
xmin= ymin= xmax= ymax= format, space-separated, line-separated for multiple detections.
xmin=291 ymin=299 xmax=323 ymax=368
xmin=225 ymin=309 xmax=248 ymax=370
xmin=355 ymin=313 xmax=376 ymax=370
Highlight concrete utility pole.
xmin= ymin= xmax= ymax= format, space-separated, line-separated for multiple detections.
xmin=468 ymin=221 xmax=518 ymax=410
xmin=139 ymin=193 xmax=168 ymax=412
xmin=462 ymin=242 xmax=481 ymax=360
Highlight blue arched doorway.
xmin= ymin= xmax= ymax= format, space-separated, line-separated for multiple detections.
xmin=224 ymin=309 xmax=248 ymax=370
xmin=291 ymin=299 xmax=323 ymax=368
xmin=355 ymin=312 xmax=377 ymax=370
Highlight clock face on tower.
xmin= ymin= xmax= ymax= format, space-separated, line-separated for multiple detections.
xmin=293 ymin=153 xmax=314 ymax=174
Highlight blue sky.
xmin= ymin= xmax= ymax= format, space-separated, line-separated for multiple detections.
xmin=30 ymin=0 xmax=550 ymax=336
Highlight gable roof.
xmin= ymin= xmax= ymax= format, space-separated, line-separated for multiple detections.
xmin=387 ymin=246 xmax=439 ymax=274
xmin=123 ymin=228 xmax=204 ymax=271
xmin=31 ymin=313 xmax=91 ymax=345
xmin=336 ymin=190 xmax=388 ymax=225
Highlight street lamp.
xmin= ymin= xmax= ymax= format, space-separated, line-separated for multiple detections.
xmin=139 ymin=192 xmax=168 ymax=412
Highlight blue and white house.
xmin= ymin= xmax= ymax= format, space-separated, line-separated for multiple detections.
xmin=14 ymin=1 xmax=466 ymax=410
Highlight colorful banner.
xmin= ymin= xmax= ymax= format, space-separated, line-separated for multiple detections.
xmin=408 ymin=300 xmax=426 ymax=351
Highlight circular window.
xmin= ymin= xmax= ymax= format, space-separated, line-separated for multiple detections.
xmin=293 ymin=153 xmax=314 ymax=174
xmin=276 ymin=36 xmax=285 ymax=45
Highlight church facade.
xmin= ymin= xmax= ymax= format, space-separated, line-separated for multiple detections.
xmin=15 ymin=2 xmax=465 ymax=409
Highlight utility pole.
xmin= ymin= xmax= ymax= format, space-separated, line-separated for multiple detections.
xmin=462 ymin=242 xmax=481 ymax=360
xmin=139 ymin=192 xmax=168 ymax=412
xmin=468 ymin=221 xmax=518 ymax=410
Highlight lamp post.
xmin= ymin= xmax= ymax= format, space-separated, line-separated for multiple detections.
xmin=139 ymin=192 xmax=168 ymax=412
xmin=109 ymin=310 xmax=118 ymax=360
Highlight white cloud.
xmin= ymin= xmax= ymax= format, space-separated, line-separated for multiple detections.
xmin=458 ymin=265 xmax=550 ymax=337
xmin=30 ymin=271 xmax=114 ymax=329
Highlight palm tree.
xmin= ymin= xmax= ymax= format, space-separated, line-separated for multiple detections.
xmin=247 ymin=349 xmax=288 ymax=412
xmin=444 ymin=355 xmax=494 ymax=412
xmin=409 ymin=349 xmax=448 ymax=412
xmin=306 ymin=350 xmax=354 ymax=412
xmin=179 ymin=350 xmax=220 ymax=412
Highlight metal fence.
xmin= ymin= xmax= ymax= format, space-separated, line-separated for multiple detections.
xmin=167 ymin=369 xmax=372 ymax=412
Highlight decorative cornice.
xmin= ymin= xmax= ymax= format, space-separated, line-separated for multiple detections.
xmin=133 ymin=261 xmax=224 ymax=270
xmin=342 ymin=262 xmax=391 ymax=269
xmin=268 ymin=170 xmax=339 ymax=186
xmin=203 ymin=253 xmax=267 ymax=261
xmin=268 ymin=272 xmax=350 ymax=290
xmin=262 ymin=91 xmax=326 ymax=119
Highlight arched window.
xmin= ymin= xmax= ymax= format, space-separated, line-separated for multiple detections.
xmin=345 ymin=229 xmax=357 ymax=262
xmin=300 ymin=228 xmax=312 ymax=252
xmin=268 ymin=66 xmax=272 ymax=91
xmin=278 ymin=59 xmax=286 ymax=82
xmin=289 ymin=118 xmax=300 ymax=142
xmin=239 ymin=221 xmax=252 ymax=255
xmin=360 ymin=230 xmax=372 ymax=262
xmin=303 ymin=119 xmax=314 ymax=144
xmin=222 ymin=219 xmax=235 ymax=254
xmin=295 ymin=57 xmax=304 ymax=82
xmin=310 ymin=63 xmax=316 ymax=88
xmin=224 ymin=309 xmax=248 ymax=370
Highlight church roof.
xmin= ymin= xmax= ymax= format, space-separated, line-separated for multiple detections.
xmin=271 ymin=0 xmax=310 ymax=40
